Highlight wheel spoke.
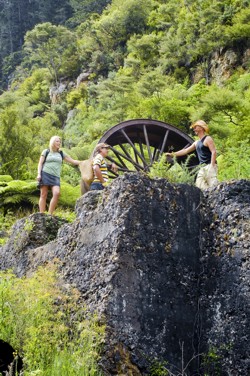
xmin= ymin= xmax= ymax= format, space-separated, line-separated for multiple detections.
xmin=137 ymin=132 xmax=148 ymax=169
xmin=106 ymin=155 xmax=124 ymax=171
xmin=108 ymin=168 xmax=119 ymax=178
xmin=111 ymin=144 xmax=144 ymax=171
xmin=143 ymin=125 xmax=153 ymax=164
xmin=133 ymin=147 xmax=139 ymax=164
xmin=108 ymin=148 xmax=128 ymax=169
xmin=120 ymin=129 xmax=148 ymax=167
xmin=152 ymin=146 xmax=159 ymax=163
xmin=159 ymin=130 xmax=169 ymax=156
xmin=116 ymin=167 xmax=135 ymax=172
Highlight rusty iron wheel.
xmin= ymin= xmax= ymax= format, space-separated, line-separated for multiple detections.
xmin=98 ymin=119 xmax=198 ymax=178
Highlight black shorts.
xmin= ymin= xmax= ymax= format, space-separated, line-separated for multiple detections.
xmin=90 ymin=182 xmax=104 ymax=190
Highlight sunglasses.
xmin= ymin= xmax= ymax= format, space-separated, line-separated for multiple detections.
xmin=101 ymin=147 xmax=109 ymax=149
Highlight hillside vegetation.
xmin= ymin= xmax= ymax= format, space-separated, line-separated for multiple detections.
xmin=0 ymin=265 xmax=104 ymax=375
xmin=0 ymin=0 xmax=249 ymax=214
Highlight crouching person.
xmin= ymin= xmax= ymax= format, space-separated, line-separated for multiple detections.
xmin=90 ymin=143 xmax=117 ymax=190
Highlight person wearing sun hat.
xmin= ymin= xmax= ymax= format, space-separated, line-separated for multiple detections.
xmin=90 ymin=143 xmax=118 ymax=190
xmin=166 ymin=120 xmax=218 ymax=189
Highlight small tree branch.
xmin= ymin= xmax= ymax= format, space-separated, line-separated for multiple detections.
xmin=223 ymin=110 xmax=238 ymax=125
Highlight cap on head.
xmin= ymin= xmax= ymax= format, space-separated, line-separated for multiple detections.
xmin=94 ymin=143 xmax=110 ymax=155
xmin=190 ymin=120 xmax=209 ymax=134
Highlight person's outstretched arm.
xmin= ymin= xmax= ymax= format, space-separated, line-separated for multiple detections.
xmin=64 ymin=155 xmax=80 ymax=166
xmin=166 ymin=142 xmax=196 ymax=158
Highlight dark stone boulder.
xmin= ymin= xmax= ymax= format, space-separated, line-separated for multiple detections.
xmin=0 ymin=174 xmax=249 ymax=375
xmin=0 ymin=339 xmax=23 ymax=375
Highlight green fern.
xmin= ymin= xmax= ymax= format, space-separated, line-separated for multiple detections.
xmin=0 ymin=175 xmax=13 ymax=182
xmin=0 ymin=180 xmax=33 ymax=194
xmin=3 ymin=194 xmax=27 ymax=205
xmin=59 ymin=182 xmax=81 ymax=208
xmin=27 ymin=195 xmax=39 ymax=205
xmin=20 ymin=182 xmax=38 ymax=193
xmin=149 ymin=154 xmax=200 ymax=185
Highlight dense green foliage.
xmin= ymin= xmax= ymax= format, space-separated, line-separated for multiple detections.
xmin=0 ymin=0 xmax=249 ymax=214
xmin=149 ymin=155 xmax=200 ymax=185
xmin=0 ymin=265 xmax=104 ymax=375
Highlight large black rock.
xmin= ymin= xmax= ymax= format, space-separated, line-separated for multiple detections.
xmin=0 ymin=174 xmax=249 ymax=375
xmin=0 ymin=339 xmax=23 ymax=374
xmin=200 ymin=180 xmax=250 ymax=376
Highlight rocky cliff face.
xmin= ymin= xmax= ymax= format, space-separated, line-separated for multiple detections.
xmin=193 ymin=47 xmax=250 ymax=84
xmin=0 ymin=175 xmax=249 ymax=375
xmin=200 ymin=181 xmax=250 ymax=376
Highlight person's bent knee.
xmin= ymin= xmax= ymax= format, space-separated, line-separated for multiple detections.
xmin=40 ymin=186 xmax=48 ymax=198
xmin=52 ymin=191 xmax=60 ymax=198
xmin=52 ymin=186 xmax=60 ymax=197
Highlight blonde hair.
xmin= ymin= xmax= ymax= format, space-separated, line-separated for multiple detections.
xmin=49 ymin=136 xmax=61 ymax=152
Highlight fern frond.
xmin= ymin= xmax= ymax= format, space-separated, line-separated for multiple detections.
xmin=0 ymin=175 xmax=13 ymax=182
xmin=149 ymin=154 xmax=200 ymax=185
xmin=0 ymin=181 xmax=37 ymax=195
xmin=27 ymin=195 xmax=39 ymax=205
xmin=3 ymin=194 xmax=26 ymax=205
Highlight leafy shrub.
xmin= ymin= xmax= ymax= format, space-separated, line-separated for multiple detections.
xmin=54 ymin=208 xmax=76 ymax=223
xmin=59 ymin=182 xmax=81 ymax=208
xmin=0 ymin=175 xmax=13 ymax=182
xmin=149 ymin=359 xmax=168 ymax=375
xmin=149 ymin=155 xmax=199 ymax=185
xmin=0 ymin=265 xmax=105 ymax=375
xmin=0 ymin=180 xmax=39 ymax=212
xmin=66 ymin=84 xmax=87 ymax=110
xmin=218 ymin=140 xmax=250 ymax=181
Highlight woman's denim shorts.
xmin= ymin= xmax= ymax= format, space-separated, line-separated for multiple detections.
xmin=39 ymin=171 xmax=60 ymax=187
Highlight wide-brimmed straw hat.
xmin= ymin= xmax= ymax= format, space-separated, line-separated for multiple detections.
xmin=190 ymin=120 xmax=209 ymax=134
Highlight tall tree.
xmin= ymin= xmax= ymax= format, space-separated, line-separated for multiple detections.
xmin=69 ymin=0 xmax=111 ymax=25
xmin=23 ymin=22 xmax=80 ymax=84
xmin=0 ymin=0 xmax=73 ymax=88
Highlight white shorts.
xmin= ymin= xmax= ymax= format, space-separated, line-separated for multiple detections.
xmin=196 ymin=164 xmax=218 ymax=190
